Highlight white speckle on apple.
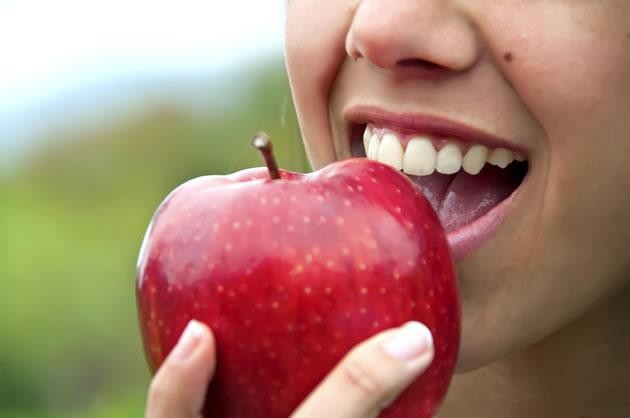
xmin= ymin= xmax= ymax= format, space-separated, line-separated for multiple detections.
xmin=324 ymin=287 xmax=332 ymax=294
xmin=319 ymin=215 xmax=327 ymax=224
xmin=360 ymin=287 xmax=368 ymax=295
xmin=393 ymin=270 xmax=401 ymax=280
xmin=225 ymin=243 xmax=233 ymax=252
xmin=372 ymin=321 xmax=379 ymax=328
xmin=424 ymin=223 xmax=430 ymax=230
xmin=290 ymin=264 xmax=304 ymax=276
xmin=312 ymin=246 xmax=321 ymax=255
xmin=273 ymin=197 xmax=281 ymax=205
xmin=336 ymin=217 xmax=345 ymax=226
xmin=406 ymin=221 xmax=414 ymax=230
xmin=193 ymin=302 xmax=200 ymax=310
xmin=305 ymin=254 xmax=313 ymax=263
xmin=344 ymin=312 xmax=351 ymax=318
xmin=272 ymin=216 xmax=280 ymax=224
xmin=245 ymin=268 xmax=253 ymax=275
xmin=302 ymin=216 xmax=311 ymax=224
xmin=357 ymin=185 xmax=364 ymax=192
xmin=371 ymin=178 xmax=377 ymax=183
xmin=217 ymin=285 xmax=224 ymax=293
xmin=360 ymin=307 xmax=367 ymax=314
xmin=421 ymin=258 xmax=427 ymax=266
xmin=395 ymin=206 xmax=402 ymax=213
xmin=380 ymin=287 xmax=387 ymax=294
xmin=304 ymin=286 xmax=312 ymax=294
xmin=314 ymin=315 xmax=322 ymax=323
xmin=194 ymin=235 xmax=201 ymax=242
xmin=287 ymin=225 xmax=295 ymax=232
xmin=357 ymin=262 xmax=367 ymax=271
xmin=271 ymin=301 xmax=279 ymax=309
xmin=157 ymin=319 xmax=164 ymax=327
xmin=150 ymin=286 xmax=157 ymax=294
xmin=228 ymin=291 xmax=235 ymax=298
xmin=396 ymin=188 xmax=402 ymax=194
xmin=290 ymin=195 xmax=297 ymax=202
xmin=409 ymin=301 xmax=416 ymax=309
xmin=326 ymin=260 xmax=335 ymax=268
xmin=286 ymin=324 xmax=294 ymax=332
xmin=407 ymin=259 xmax=414 ymax=267
xmin=317 ymin=195 xmax=325 ymax=203
xmin=212 ymin=223 xmax=219 ymax=231
xmin=150 ymin=310 xmax=156 ymax=319
xmin=344 ymin=199 xmax=352 ymax=207
xmin=346 ymin=185 xmax=354 ymax=192
xmin=260 ymin=197 xmax=268 ymax=205
xmin=232 ymin=222 xmax=241 ymax=230
xmin=167 ymin=286 xmax=173 ymax=293
xmin=341 ymin=247 xmax=350 ymax=255
xmin=245 ymin=219 xmax=253 ymax=227
xmin=207 ymin=262 xmax=215 ymax=271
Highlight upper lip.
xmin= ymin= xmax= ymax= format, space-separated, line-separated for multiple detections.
xmin=345 ymin=105 xmax=525 ymax=154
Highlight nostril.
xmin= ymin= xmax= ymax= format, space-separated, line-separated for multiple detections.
xmin=398 ymin=58 xmax=444 ymax=70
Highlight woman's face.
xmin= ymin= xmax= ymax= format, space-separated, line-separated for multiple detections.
xmin=285 ymin=1 xmax=630 ymax=371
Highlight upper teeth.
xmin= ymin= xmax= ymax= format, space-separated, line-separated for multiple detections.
xmin=363 ymin=125 xmax=525 ymax=176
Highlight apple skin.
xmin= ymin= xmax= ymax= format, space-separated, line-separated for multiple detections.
xmin=136 ymin=158 xmax=460 ymax=418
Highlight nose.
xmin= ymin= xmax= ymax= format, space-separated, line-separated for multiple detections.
xmin=346 ymin=0 xmax=480 ymax=74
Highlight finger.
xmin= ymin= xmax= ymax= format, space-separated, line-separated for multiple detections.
xmin=292 ymin=321 xmax=434 ymax=418
xmin=146 ymin=320 xmax=216 ymax=418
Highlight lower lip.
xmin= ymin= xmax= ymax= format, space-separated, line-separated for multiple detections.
xmin=439 ymin=172 xmax=529 ymax=262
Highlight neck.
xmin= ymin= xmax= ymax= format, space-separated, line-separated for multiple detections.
xmin=440 ymin=286 xmax=630 ymax=418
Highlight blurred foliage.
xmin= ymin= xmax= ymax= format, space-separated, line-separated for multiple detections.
xmin=0 ymin=57 xmax=307 ymax=417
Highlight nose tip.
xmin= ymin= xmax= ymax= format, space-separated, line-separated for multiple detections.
xmin=346 ymin=0 xmax=480 ymax=74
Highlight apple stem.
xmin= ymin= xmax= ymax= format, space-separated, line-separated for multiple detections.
xmin=252 ymin=132 xmax=281 ymax=180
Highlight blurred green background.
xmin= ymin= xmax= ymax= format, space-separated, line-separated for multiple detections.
xmin=0 ymin=3 xmax=308 ymax=413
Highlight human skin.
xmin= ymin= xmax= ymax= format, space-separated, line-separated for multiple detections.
xmin=285 ymin=1 xmax=630 ymax=417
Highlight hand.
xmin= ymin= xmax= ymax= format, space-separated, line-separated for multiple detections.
xmin=145 ymin=320 xmax=434 ymax=418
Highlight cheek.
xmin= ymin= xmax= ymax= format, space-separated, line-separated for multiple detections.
xmin=285 ymin=1 xmax=356 ymax=169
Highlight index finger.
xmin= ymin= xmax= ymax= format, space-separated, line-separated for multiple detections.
xmin=291 ymin=321 xmax=434 ymax=418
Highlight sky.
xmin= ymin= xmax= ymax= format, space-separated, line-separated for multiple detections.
xmin=0 ymin=0 xmax=286 ymax=163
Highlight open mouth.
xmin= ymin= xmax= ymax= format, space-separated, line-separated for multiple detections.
xmin=349 ymin=120 xmax=529 ymax=260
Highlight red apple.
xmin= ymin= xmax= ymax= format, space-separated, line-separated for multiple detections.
xmin=136 ymin=134 xmax=460 ymax=418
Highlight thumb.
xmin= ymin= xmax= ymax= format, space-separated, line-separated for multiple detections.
xmin=146 ymin=320 xmax=216 ymax=418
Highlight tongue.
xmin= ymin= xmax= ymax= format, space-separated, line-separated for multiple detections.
xmin=409 ymin=165 xmax=521 ymax=233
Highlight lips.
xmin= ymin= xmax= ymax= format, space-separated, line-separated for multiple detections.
xmin=346 ymin=106 xmax=529 ymax=261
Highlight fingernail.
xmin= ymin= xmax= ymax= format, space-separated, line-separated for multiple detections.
xmin=381 ymin=321 xmax=433 ymax=362
xmin=171 ymin=320 xmax=206 ymax=361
